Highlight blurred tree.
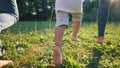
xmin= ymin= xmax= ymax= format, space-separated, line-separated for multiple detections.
xmin=17 ymin=0 xmax=51 ymax=21
xmin=110 ymin=0 xmax=120 ymax=22
xmin=17 ymin=0 xmax=29 ymax=20
xmin=83 ymin=0 xmax=98 ymax=21
xmin=16 ymin=0 xmax=120 ymax=22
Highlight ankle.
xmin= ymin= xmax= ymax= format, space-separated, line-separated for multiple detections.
xmin=54 ymin=46 xmax=61 ymax=54
xmin=71 ymin=35 xmax=79 ymax=41
xmin=53 ymin=46 xmax=62 ymax=67
xmin=97 ymin=36 xmax=104 ymax=44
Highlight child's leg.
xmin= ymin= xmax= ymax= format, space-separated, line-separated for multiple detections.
xmin=71 ymin=13 xmax=82 ymax=41
xmin=71 ymin=21 xmax=80 ymax=41
xmin=53 ymin=11 xmax=69 ymax=67
xmin=97 ymin=0 xmax=111 ymax=44
xmin=53 ymin=25 xmax=66 ymax=67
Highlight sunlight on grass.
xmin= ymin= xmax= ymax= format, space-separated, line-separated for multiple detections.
xmin=0 ymin=21 xmax=120 ymax=68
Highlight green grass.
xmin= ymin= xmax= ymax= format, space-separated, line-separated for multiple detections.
xmin=0 ymin=21 xmax=120 ymax=68
xmin=1 ymin=21 xmax=55 ymax=33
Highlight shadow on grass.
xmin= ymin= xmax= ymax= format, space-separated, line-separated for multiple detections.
xmin=86 ymin=46 xmax=103 ymax=68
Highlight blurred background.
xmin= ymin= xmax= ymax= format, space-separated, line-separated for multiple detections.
xmin=17 ymin=0 xmax=120 ymax=22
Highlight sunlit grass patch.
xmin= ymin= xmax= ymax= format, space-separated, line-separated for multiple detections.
xmin=0 ymin=21 xmax=120 ymax=68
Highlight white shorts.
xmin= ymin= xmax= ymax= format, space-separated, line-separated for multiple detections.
xmin=55 ymin=11 xmax=82 ymax=27
xmin=0 ymin=13 xmax=17 ymax=32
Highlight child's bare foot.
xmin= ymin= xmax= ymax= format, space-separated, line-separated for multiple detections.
xmin=0 ymin=60 xmax=13 ymax=67
xmin=53 ymin=47 xmax=62 ymax=67
xmin=71 ymin=36 xmax=79 ymax=41
xmin=97 ymin=36 xmax=104 ymax=44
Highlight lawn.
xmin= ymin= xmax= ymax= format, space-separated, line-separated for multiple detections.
xmin=0 ymin=21 xmax=120 ymax=68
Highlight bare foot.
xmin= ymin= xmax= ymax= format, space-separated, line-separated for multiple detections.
xmin=53 ymin=47 xmax=62 ymax=67
xmin=0 ymin=60 xmax=13 ymax=67
xmin=97 ymin=36 xmax=104 ymax=44
xmin=71 ymin=36 xmax=79 ymax=41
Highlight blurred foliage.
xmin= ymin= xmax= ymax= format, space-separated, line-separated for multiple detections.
xmin=16 ymin=0 xmax=120 ymax=22
xmin=17 ymin=0 xmax=54 ymax=21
